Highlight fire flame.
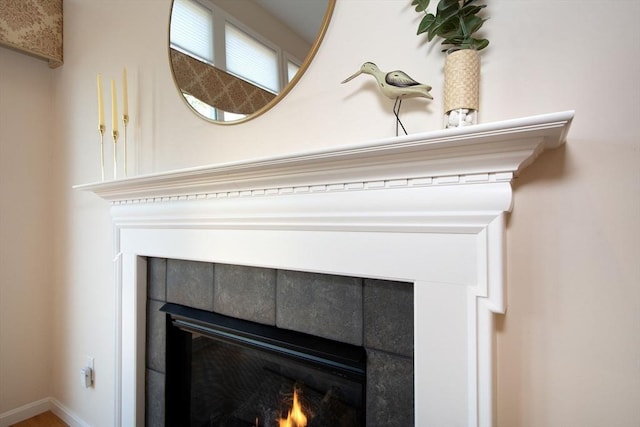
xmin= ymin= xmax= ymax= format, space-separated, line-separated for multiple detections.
xmin=279 ymin=388 xmax=307 ymax=427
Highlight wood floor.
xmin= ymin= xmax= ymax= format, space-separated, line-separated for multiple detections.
xmin=10 ymin=411 xmax=68 ymax=427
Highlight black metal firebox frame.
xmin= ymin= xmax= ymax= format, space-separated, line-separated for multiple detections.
xmin=161 ymin=302 xmax=367 ymax=426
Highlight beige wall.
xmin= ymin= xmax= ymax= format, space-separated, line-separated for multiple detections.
xmin=1 ymin=0 xmax=638 ymax=426
xmin=0 ymin=48 xmax=54 ymax=412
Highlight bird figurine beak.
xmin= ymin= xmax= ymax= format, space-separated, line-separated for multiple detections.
xmin=341 ymin=70 xmax=363 ymax=84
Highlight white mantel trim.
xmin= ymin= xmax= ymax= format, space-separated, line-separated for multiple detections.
xmin=76 ymin=111 xmax=573 ymax=203
xmin=78 ymin=111 xmax=574 ymax=427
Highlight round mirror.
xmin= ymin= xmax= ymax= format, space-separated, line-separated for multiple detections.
xmin=169 ymin=0 xmax=335 ymax=124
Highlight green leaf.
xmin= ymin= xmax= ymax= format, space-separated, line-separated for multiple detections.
xmin=441 ymin=36 xmax=464 ymax=45
xmin=439 ymin=28 xmax=461 ymax=41
xmin=435 ymin=3 xmax=462 ymax=24
xmin=417 ymin=14 xmax=436 ymax=34
xmin=460 ymin=4 xmax=485 ymax=17
xmin=463 ymin=15 xmax=484 ymax=35
xmin=411 ymin=0 xmax=430 ymax=12
xmin=414 ymin=0 xmax=489 ymax=52
xmin=430 ymin=5 xmax=459 ymax=32
xmin=436 ymin=3 xmax=460 ymax=22
xmin=429 ymin=11 xmax=459 ymax=40
xmin=472 ymin=38 xmax=489 ymax=51
xmin=437 ymin=0 xmax=460 ymax=12
xmin=439 ymin=18 xmax=460 ymax=36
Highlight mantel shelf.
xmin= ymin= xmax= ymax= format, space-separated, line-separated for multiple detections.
xmin=76 ymin=111 xmax=574 ymax=203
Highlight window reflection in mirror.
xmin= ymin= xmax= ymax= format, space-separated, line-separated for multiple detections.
xmin=169 ymin=0 xmax=334 ymax=124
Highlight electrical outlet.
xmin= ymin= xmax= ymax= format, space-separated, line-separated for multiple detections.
xmin=81 ymin=367 xmax=92 ymax=388
xmin=81 ymin=356 xmax=95 ymax=388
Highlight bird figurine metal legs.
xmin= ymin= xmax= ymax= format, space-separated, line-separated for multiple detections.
xmin=341 ymin=62 xmax=433 ymax=136
xmin=393 ymin=97 xmax=407 ymax=136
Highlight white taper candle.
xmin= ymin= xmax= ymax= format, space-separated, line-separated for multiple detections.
xmin=122 ymin=68 xmax=128 ymax=117
xmin=97 ymin=74 xmax=104 ymax=129
xmin=111 ymin=79 xmax=118 ymax=133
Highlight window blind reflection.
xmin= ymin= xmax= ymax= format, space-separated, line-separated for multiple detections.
xmin=171 ymin=0 xmax=214 ymax=63
xmin=225 ymin=22 xmax=279 ymax=93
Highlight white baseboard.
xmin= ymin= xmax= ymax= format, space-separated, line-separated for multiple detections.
xmin=0 ymin=398 xmax=89 ymax=427
xmin=0 ymin=398 xmax=50 ymax=427
xmin=49 ymin=398 xmax=91 ymax=427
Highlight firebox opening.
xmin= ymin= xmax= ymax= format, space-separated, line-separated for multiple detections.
xmin=162 ymin=303 xmax=367 ymax=426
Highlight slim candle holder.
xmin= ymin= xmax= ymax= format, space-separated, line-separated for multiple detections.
xmin=122 ymin=114 xmax=129 ymax=177
xmin=99 ymin=125 xmax=105 ymax=181
xmin=112 ymin=129 xmax=119 ymax=180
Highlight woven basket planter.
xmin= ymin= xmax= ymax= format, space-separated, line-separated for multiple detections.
xmin=443 ymin=49 xmax=480 ymax=128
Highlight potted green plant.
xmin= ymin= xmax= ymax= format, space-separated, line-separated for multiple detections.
xmin=411 ymin=0 xmax=489 ymax=128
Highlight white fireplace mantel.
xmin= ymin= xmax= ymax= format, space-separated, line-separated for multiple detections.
xmin=77 ymin=111 xmax=574 ymax=427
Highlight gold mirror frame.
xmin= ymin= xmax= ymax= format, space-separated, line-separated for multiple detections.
xmin=168 ymin=0 xmax=336 ymax=125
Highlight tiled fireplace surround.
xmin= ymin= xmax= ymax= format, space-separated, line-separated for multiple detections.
xmin=145 ymin=258 xmax=413 ymax=426
xmin=78 ymin=111 xmax=573 ymax=426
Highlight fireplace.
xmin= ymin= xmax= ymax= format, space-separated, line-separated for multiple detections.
xmin=163 ymin=304 xmax=365 ymax=426
xmin=76 ymin=111 xmax=573 ymax=426
xmin=145 ymin=259 xmax=413 ymax=426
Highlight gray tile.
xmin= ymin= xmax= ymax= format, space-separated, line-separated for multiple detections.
xmin=366 ymin=349 xmax=414 ymax=427
xmin=166 ymin=259 xmax=214 ymax=311
xmin=214 ymin=263 xmax=277 ymax=325
xmin=364 ymin=279 xmax=414 ymax=357
xmin=146 ymin=299 xmax=166 ymax=373
xmin=145 ymin=368 xmax=165 ymax=427
xmin=147 ymin=257 xmax=166 ymax=302
xmin=276 ymin=270 xmax=363 ymax=345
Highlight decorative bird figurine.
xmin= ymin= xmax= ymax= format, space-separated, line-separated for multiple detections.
xmin=341 ymin=62 xmax=433 ymax=135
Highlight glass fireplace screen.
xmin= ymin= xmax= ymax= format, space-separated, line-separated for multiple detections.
xmin=162 ymin=303 xmax=366 ymax=426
